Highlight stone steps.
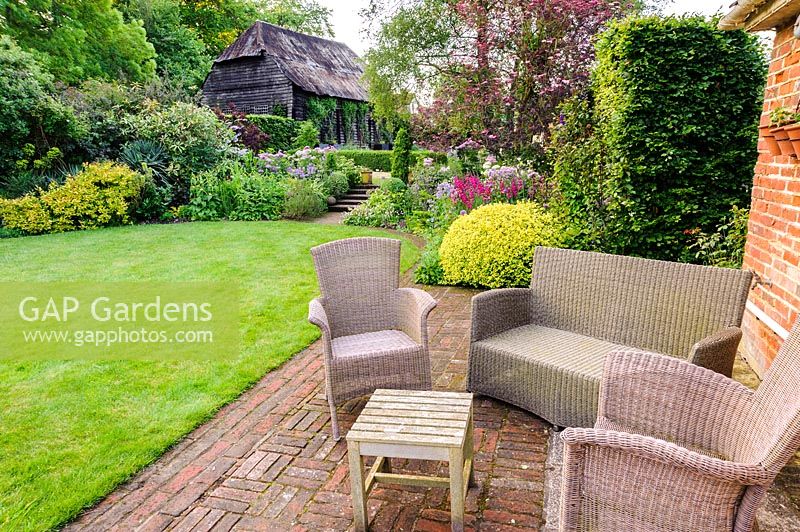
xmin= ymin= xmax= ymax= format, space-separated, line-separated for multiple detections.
xmin=328 ymin=184 xmax=377 ymax=213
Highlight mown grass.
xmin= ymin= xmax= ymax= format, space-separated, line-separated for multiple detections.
xmin=0 ymin=221 xmax=419 ymax=531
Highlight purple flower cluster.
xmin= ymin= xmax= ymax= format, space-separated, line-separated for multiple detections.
xmin=257 ymin=146 xmax=335 ymax=179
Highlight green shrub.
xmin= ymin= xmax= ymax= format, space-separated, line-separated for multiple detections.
xmin=282 ymin=179 xmax=326 ymax=219
xmin=61 ymin=80 xmax=141 ymax=161
xmin=380 ymin=177 xmax=407 ymax=194
xmin=322 ymin=171 xmax=350 ymax=199
xmin=231 ymin=175 xmax=285 ymax=221
xmin=413 ymin=233 xmax=446 ymax=285
xmin=185 ymin=171 xmax=238 ymax=221
xmin=0 ymin=162 xmax=145 ymax=235
xmin=133 ymin=175 xmax=172 ymax=222
xmin=1 ymin=171 xmax=49 ymax=199
xmin=0 ymin=36 xmax=83 ymax=181
xmin=343 ymin=188 xmax=411 ymax=229
xmin=439 ymin=202 xmax=564 ymax=288
xmin=292 ymin=121 xmax=320 ymax=149
xmin=391 ymin=128 xmax=413 ymax=182
xmin=0 ymin=226 xmax=24 ymax=239
xmin=337 ymin=150 xmax=392 ymax=171
xmin=552 ymin=16 xmax=766 ymax=261
xmin=327 ymin=154 xmax=361 ymax=186
xmin=690 ymin=205 xmax=749 ymax=268
xmin=185 ymin=158 xmax=285 ymax=221
xmin=246 ymin=114 xmax=301 ymax=152
xmin=124 ymin=102 xmax=233 ymax=203
xmin=337 ymin=149 xmax=446 ymax=172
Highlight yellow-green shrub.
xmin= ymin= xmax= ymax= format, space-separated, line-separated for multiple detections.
xmin=0 ymin=162 xmax=145 ymax=235
xmin=0 ymin=195 xmax=52 ymax=234
xmin=439 ymin=202 xmax=564 ymax=288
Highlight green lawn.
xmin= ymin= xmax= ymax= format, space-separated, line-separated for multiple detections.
xmin=0 ymin=221 xmax=420 ymax=531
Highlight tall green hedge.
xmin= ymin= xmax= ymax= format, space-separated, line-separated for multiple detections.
xmin=337 ymin=149 xmax=447 ymax=172
xmin=552 ymin=17 xmax=766 ymax=261
xmin=247 ymin=114 xmax=301 ymax=152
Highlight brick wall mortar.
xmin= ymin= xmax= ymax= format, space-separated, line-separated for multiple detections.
xmin=745 ymin=23 xmax=800 ymax=373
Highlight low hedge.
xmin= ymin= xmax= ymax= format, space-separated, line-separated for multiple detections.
xmin=337 ymin=150 xmax=447 ymax=172
xmin=247 ymin=114 xmax=301 ymax=152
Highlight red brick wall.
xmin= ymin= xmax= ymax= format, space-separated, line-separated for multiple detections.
xmin=744 ymin=23 xmax=800 ymax=375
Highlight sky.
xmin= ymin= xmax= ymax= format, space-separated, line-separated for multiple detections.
xmin=320 ymin=0 xmax=733 ymax=57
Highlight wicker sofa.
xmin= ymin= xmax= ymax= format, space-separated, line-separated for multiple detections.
xmin=467 ymin=247 xmax=753 ymax=428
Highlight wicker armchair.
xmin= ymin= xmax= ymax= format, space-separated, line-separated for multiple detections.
xmin=309 ymin=237 xmax=437 ymax=440
xmin=560 ymin=319 xmax=800 ymax=531
xmin=468 ymin=247 xmax=753 ymax=428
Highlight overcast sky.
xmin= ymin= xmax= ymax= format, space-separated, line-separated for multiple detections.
xmin=319 ymin=0 xmax=732 ymax=57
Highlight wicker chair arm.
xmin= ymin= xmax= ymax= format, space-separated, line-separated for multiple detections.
xmin=598 ymin=349 xmax=753 ymax=452
xmin=308 ymin=298 xmax=333 ymax=351
xmin=470 ymin=288 xmax=533 ymax=342
xmin=562 ymin=427 xmax=772 ymax=485
xmin=687 ymin=326 xmax=743 ymax=377
xmin=394 ymin=288 xmax=437 ymax=345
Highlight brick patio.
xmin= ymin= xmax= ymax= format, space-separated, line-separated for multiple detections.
xmin=66 ymin=283 xmax=800 ymax=531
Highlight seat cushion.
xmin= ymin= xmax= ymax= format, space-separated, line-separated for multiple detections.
xmin=469 ymin=324 xmax=626 ymax=427
xmin=332 ymin=329 xmax=419 ymax=359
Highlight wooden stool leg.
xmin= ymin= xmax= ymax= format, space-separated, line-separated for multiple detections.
xmin=449 ymin=446 xmax=465 ymax=532
xmin=465 ymin=412 xmax=475 ymax=486
xmin=348 ymin=441 xmax=368 ymax=531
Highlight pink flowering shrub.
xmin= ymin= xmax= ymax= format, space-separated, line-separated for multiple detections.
xmin=451 ymin=176 xmax=492 ymax=211
xmin=448 ymin=163 xmax=550 ymax=212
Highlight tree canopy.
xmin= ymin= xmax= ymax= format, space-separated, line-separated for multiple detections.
xmin=363 ymin=0 xmax=627 ymax=155
xmin=2 ymin=0 xmax=156 ymax=83
xmin=1 ymin=0 xmax=333 ymax=86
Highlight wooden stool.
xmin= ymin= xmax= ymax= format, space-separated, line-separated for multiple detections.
xmin=346 ymin=389 xmax=474 ymax=532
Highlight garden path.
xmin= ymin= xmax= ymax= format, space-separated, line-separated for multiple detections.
xmin=65 ymin=282 xmax=800 ymax=531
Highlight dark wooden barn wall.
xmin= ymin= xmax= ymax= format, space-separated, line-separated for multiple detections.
xmin=202 ymin=56 xmax=293 ymax=116
xmin=292 ymin=91 xmax=309 ymax=121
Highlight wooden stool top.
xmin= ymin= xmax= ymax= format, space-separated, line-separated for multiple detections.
xmin=346 ymin=389 xmax=473 ymax=449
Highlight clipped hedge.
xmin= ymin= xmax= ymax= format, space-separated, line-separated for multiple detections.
xmin=439 ymin=202 xmax=564 ymax=288
xmin=337 ymin=149 xmax=447 ymax=172
xmin=552 ymin=16 xmax=766 ymax=261
xmin=247 ymin=114 xmax=301 ymax=152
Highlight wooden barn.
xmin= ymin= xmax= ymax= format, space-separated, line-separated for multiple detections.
xmin=202 ymin=21 xmax=375 ymax=146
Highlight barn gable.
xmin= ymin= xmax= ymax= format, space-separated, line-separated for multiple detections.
xmin=202 ymin=22 xmax=373 ymax=146
xmin=213 ymin=21 xmax=368 ymax=102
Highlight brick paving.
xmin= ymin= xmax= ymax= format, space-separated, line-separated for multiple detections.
xmin=66 ymin=283 xmax=800 ymax=531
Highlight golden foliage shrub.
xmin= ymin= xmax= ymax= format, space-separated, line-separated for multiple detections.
xmin=439 ymin=202 xmax=564 ymax=288
xmin=0 ymin=162 xmax=144 ymax=235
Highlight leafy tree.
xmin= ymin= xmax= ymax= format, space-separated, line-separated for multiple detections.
xmin=0 ymin=36 xmax=82 ymax=183
xmin=178 ymin=0 xmax=259 ymax=56
xmin=121 ymin=0 xmax=211 ymax=90
xmin=364 ymin=0 xmax=623 ymax=155
xmin=2 ymin=0 xmax=156 ymax=83
xmin=260 ymin=0 xmax=333 ymax=37
xmin=179 ymin=0 xmax=333 ymax=57
xmin=391 ymin=128 xmax=412 ymax=183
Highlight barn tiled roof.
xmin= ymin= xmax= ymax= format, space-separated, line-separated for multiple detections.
xmin=214 ymin=21 xmax=368 ymax=102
